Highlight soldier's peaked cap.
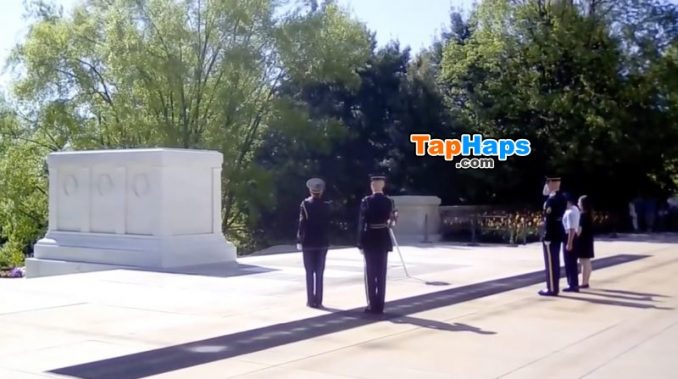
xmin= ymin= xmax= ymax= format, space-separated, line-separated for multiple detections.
xmin=306 ymin=178 xmax=325 ymax=193
xmin=369 ymin=173 xmax=387 ymax=181
xmin=545 ymin=175 xmax=561 ymax=182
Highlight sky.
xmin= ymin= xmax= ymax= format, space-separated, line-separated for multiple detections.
xmin=0 ymin=0 xmax=466 ymax=91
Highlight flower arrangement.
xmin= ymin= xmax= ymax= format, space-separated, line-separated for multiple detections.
xmin=441 ymin=207 xmax=619 ymax=245
xmin=0 ymin=267 xmax=25 ymax=278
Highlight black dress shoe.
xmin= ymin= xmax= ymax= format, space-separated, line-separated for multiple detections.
xmin=538 ymin=289 xmax=557 ymax=296
xmin=563 ymin=287 xmax=579 ymax=292
xmin=580 ymin=284 xmax=590 ymax=289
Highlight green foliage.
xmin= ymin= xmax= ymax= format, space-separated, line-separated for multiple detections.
xmin=440 ymin=0 xmax=678 ymax=206
xmin=253 ymin=42 xmax=464 ymax=248
xmin=3 ymin=0 xmax=372 ymax=255
xmin=0 ymin=104 xmax=49 ymax=266
xmin=278 ymin=1 xmax=372 ymax=88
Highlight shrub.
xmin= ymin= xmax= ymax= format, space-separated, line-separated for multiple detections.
xmin=0 ymin=240 xmax=25 ymax=268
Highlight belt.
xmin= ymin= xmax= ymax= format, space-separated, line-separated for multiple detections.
xmin=367 ymin=223 xmax=389 ymax=229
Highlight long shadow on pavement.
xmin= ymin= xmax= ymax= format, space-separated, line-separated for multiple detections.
xmin=597 ymin=289 xmax=670 ymax=298
xmin=578 ymin=289 xmax=658 ymax=302
xmin=562 ymin=286 xmax=672 ymax=309
xmin=320 ymin=307 xmax=496 ymax=335
xmin=559 ymin=295 xmax=673 ymax=310
xmin=582 ymin=292 xmax=655 ymax=302
xmin=50 ymin=254 xmax=649 ymax=379
xmin=389 ymin=316 xmax=497 ymax=335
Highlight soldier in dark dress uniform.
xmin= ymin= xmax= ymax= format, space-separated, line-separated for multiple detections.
xmin=357 ymin=174 xmax=398 ymax=314
xmin=297 ymin=178 xmax=331 ymax=308
xmin=539 ymin=176 xmax=567 ymax=296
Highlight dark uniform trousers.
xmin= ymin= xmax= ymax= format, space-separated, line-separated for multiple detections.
xmin=364 ymin=248 xmax=388 ymax=313
xmin=302 ymin=248 xmax=328 ymax=305
xmin=542 ymin=240 xmax=562 ymax=294
xmin=563 ymin=244 xmax=579 ymax=289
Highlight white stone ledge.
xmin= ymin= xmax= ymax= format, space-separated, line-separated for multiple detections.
xmin=391 ymin=196 xmax=442 ymax=206
xmin=47 ymin=148 xmax=222 ymax=167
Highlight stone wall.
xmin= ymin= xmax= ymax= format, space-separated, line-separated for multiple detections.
xmin=390 ymin=196 xmax=442 ymax=243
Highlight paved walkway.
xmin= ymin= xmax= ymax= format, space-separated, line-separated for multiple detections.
xmin=1 ymin=235 xmax=677 ymax=378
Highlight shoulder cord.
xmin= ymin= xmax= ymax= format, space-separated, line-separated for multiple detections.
xmin=301 ymin=201 xmax=309 ymax=221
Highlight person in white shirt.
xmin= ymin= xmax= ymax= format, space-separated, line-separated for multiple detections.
xmin=628 ymin=201 xmax=638 ymax=232
xmin=562 ymin=193 xmax=581 ymax=292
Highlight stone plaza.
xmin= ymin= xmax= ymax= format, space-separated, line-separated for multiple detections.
xmin=1 ymin=235 xmax=677 ymax=378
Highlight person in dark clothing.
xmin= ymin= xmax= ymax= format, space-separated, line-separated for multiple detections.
xmin=297 ymin=178 xmax=331 ymax=308
xmin=576 ymin=195 xmax=595 ymax=288
xmin=357 ymin=173 xmax=398 ymax=314
xmin=539 ymin=176 xmax=567 ymax=297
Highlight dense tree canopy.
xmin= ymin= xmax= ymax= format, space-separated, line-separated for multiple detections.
xmin=1 ymin=0 xmax=677 ymax=261
xmin=440 ymin=0 xmax=678 ymax=206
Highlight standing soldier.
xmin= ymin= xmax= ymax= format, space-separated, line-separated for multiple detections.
xmin=539 ymin=176 xmax=567 ymax=296
xmin=357 ymin=173 xmax=398 ymax=314
xmin=297 ymin=178 xmax=331 ymax=308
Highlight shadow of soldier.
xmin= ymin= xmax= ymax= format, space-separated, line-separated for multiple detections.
xmin=407 ymin=276 xmax=451 ymax=286
xmin=320 ymin=307 xmax=496 ymax=335
xmin=577 ymin=288 xmax=668 ymax=302
xmin=558 ymin=287 xmax=673 ymax=309
xmin=389 ymin=316 xmax=497 ymax=335
xmin=558 ymin=294 xmax=674 ymax=310
xmin=595 ymin=288 xmax=670 ymax=298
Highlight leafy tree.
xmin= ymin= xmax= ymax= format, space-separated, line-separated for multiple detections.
xmin=254 ymin=41 xmax=468 ymax=247
xmin=6 ymin=0 xmax=372 ymax=252
xmin=0 ymin=101 xmax=49 ymax=266
xmin=440 ymin=0 xmax=678 ymax=207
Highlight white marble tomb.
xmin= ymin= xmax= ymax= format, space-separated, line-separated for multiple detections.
xmin=26 ymin=148 xmax=237 ymax=277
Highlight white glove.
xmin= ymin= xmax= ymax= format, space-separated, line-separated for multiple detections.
xmin=296 ymin=244 xmax=302 ymax=251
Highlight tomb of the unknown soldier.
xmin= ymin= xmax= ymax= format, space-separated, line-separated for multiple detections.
xmin=26 ymin=148 xmax=237 ymax=278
